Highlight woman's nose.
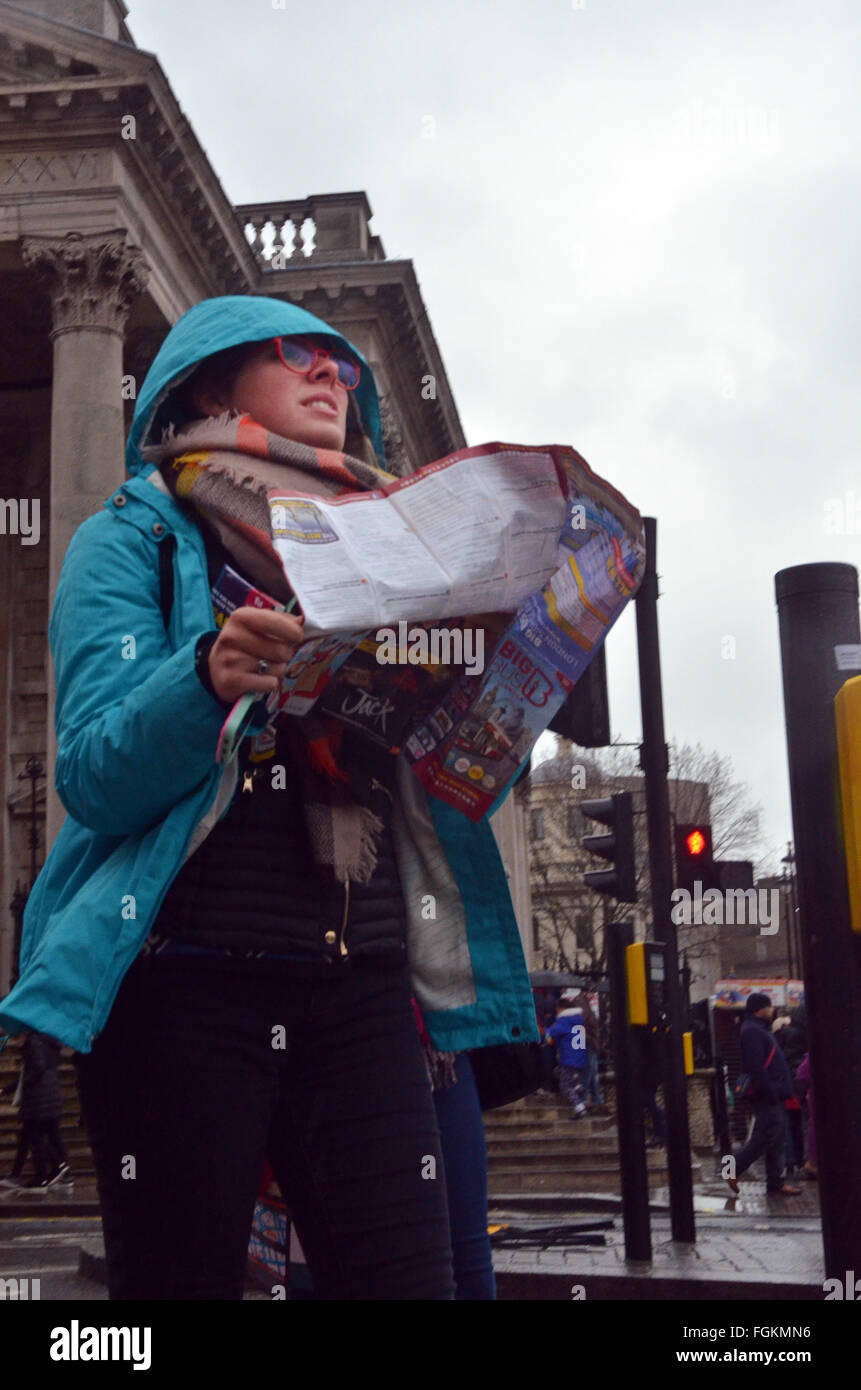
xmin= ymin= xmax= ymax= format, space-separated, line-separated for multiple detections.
xmin=309 ymin=353 xmax=340 ymax=387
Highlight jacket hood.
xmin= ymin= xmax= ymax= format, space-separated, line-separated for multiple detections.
xmin=126 ymin=295 xmax=385 ymax=477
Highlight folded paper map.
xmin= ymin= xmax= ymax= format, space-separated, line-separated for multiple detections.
xmin=251 ymin=441 xmax=644 ymax=821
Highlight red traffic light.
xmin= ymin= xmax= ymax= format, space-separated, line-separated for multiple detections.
xmin=686 ymin=828 xmax=707 ymax=857
xmin=674 ymin=822 xmax=718 ymax=893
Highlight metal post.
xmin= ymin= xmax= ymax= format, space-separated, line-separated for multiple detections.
xmin=775 ymin=563 xmax=861 ymax=1279
xmin=635 ymin=517 xmax=696 ymax=1244
xmin=18 ymin=756 xmax=43 ymax=892
xmin=8 ymin=882 xmax=27 ymax=990
xmin=782 ymin=844 xmax=801 ymax=979
xmin=780 ymin=872 xmax=794 ymax=979
xmin=607 ymin=920 xmax=651 ymax=1261
xmin=713 ymin=1054 xmax=732 ymax=1160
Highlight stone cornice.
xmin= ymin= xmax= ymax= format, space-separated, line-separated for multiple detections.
xmin=21 ymin=228 xmax=148 ymax=334
xmin=0 ymin=3 xmax=140 ymax=74
xmin=0 ymin=4 xmax=257 ymax=293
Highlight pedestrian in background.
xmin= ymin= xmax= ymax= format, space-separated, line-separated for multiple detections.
xmin=544 ymin=991 xmax=587 ymax=1118
xmin=727 ymin=994 xmax=800 ymax=1198
xmin=0 ymin=1059 xmax=32 ymax=1192
xmin=772 ymin=1012 xmax=805 ymax=1174
xmin=795 ymin=1052 xmax=817 ymax=1181
xmin=575 ymin=991 xmax=606 ymax=1112
xmin=15 ymin=1031 xmax=71 ymax=1191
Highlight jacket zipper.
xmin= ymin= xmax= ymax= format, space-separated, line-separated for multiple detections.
xmin=339 ymin=880 xmax=350 ymax=957
xmin=336 ymin=779 xmax=387 ymax=959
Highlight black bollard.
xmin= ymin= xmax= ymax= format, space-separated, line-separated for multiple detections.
xmin=775 ymin=562 xmax=861 ymax=1280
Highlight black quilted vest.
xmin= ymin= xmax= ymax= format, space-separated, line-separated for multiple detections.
xmin=152 ymin=526 xmax=408 ymax=966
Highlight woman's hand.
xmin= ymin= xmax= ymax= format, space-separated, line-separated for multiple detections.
xmin=208 ymin=606 xmax=305 ymax=703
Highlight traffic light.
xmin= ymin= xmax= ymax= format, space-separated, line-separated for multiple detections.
xmin=549 ymin=645 xmax=610 ymax=748
xmin=674 ymin=822 xmax=718 ymax=894
xmin=581 ymin=790 xmax=637 ymax=903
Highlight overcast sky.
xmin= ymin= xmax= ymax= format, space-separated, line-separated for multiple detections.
xmin=127 ymin=0 xmax=860 ymax=870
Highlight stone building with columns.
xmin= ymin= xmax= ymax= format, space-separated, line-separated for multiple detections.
xmin=0 ymin=0 xmax=532 ymax=992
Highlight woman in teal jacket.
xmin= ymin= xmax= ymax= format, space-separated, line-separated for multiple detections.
xmin=0 ymin=296 xmax=536 ymax=1299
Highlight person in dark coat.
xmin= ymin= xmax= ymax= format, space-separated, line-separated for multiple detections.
xmin=727 ymin=995 xmax=800 ymax=1198
xmin=772 ymin=1006 xmax=806 ymax=1171
xmin=18 ymin=1031 xmax=71 ymax=1190
xmin=781 ymin=1005 xmax=808 ymax=1073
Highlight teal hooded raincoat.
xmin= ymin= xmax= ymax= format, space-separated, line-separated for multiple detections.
xmin=0 ymin=296 xmax=538 ymax=1056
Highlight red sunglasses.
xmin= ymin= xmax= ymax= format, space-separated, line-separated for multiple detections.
xmin=273 ymin=336 xmax=361 ymax=391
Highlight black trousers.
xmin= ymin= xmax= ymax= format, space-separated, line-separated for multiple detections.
xmin=74 ymin=951 xmax=455 ymax=1300
xmin=735 ymin=1099 xmax=787 ymax=1191
xmin=12 ymin=1116 xmax=67 ymax=1182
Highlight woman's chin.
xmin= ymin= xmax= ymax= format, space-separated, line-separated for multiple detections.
xmin=281 ymin=423 xmax=345 ymax=452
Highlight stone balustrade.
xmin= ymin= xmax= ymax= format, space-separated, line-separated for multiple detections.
xmin=236 ymin=192 xmax=386 ymax=268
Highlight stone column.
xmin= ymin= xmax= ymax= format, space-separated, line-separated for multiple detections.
xmin=21 ymin=231 xmax=149 ymax=851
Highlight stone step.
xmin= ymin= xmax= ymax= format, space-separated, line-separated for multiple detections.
xmin=482 ymin=1123 xmax=619 ymax=1144
xmin=0 ymin=1125 xmax=91 ymax=1145
xmin=483 ymin=1111 xmax=615 ymax=1133
xmin=487 ymin=1098 xmax=612 ymax=1118
xmin=0 ymin=1151 xmax=91 ymax=1176
xmin=488 ymin=1160 xmax=701 ymax=1195
xmin=485 ymin=1135 xmax=618 ymax=1157
xmin=487 ymin=1148 xmax=668 ymax=1171
xmin=504 ymin=1094 xmax=611 ymax=1113
xmin=0 ymin=1175 xmax=101 ymax=1218
xmin=0 ymin=1112 xmax=84 ymax=1134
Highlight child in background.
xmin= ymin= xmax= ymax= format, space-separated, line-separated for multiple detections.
xmin=544 ymin=991 xmax=587 ymax=1119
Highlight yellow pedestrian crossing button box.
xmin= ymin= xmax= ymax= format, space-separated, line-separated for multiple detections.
xmin=625 ymin=941 xmax=669 ymax=1028
xmin=835 ymin=674 xmax=861 ymax=934
xmin=682 ymin=1030 xmax=694 ymax=1075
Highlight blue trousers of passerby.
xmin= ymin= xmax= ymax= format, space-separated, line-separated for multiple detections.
xmin=582 ymin=1046 xmax=603 ymax=1105
xmin=432 ymin=1052 xmax=496 ymax=1300
xmin=556 ymin=1063 xmax=585 ymax=1114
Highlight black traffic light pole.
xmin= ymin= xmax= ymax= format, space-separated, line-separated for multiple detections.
xmin=775 ymin=563 xmax=861 ymax=1280
xmin=635 ymin=517 xmax=696 ymax=1245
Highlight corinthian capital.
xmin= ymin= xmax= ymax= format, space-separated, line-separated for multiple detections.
xmin=22 ymin=231 xmax=149 ymax=336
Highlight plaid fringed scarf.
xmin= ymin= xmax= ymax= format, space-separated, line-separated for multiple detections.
xmin=412 ymin=998 xmax=458 ymax=1092
xmin=141 ymin=410 xmax=400 ymax=887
